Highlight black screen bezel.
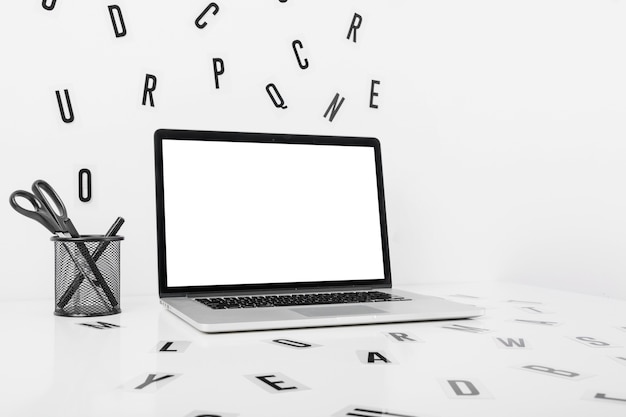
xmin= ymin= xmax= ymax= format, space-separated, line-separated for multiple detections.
xmin=154 ymin=129 xmax=392 ymax=297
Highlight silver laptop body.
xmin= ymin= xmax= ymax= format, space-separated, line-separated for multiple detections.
xmin=154 ymin=129 xmax=483 ymax=333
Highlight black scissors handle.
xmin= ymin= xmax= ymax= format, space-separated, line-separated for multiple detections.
xmin=9 ymin=190 xmax=60 ymax=234
xmin=31 ymin=179 xmax=69 ymax=233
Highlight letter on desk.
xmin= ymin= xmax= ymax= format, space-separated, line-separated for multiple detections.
xmin=156 ymin=340 xmax=191 ymax=353
xmin=519 ymin=365 xmax=592 ymax=380
xmin=573 ymin=336 xmax=618 ymax=348
xmin=519 ymin=306 xmax=546 ymax=314
xmin=332 ymin=405 xmax=418 ymax=417
xmin=77 ymin=321 xmax=120 ymax=330
xmin=448 ymin=380 xmax=480 ymax=396
xmin=513 ymin=319 xmax=560 ymax=326
xmin=247 ymin=372 xmax=309 ymax=393
xmin=495 ymin=337 xmax=529 ymax=349
xmin=593 ymin=392 xmax=626 ymax=403
xmin=440 ymin=379 xmax=492 ymax=399
xmin=270 ymin=338 xmax=319 ymax=349
xmin=441 ymin=324 xmax=490 ymax=333
xmin=386 ymin=332 xmax=420 ymax=342
xmin=357 ymin=350 xmax=394 ymax=364
xmin=121 ymin=372 xmax=180 ymax=392
xmin=184 ymin=411 xmax=238 ymax=417
xmin=612 ymin=356 xmax=626 ymax=366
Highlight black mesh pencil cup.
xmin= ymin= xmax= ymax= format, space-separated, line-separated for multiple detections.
xmin=52 ymin=235 xmax=123 ymax=317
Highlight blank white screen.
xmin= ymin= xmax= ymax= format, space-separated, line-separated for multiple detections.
xmin=162 ymin=139 xmax=385 ymax=287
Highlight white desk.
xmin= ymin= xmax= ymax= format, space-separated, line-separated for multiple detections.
xmin=2 ymin=283 xmax=626 ymax=417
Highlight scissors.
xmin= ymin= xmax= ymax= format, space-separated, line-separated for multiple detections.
xmin=9 ymin=180 xmax=119 ymax=310
xmin=9 ymin=179 xmax=74 ymax=237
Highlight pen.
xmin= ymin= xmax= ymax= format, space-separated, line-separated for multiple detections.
xmin=92 ymin=217 xmax=125 ymax=261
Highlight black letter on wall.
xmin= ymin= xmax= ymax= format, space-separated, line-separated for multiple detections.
xmin=346 ymin=13 xmax=362 ymax=43
xmin=266 ymin=83 xmax=288 ymax=109
xmin=55 ymin=89 xmax=74 ymax=123
xmin=78 ymin=169 xmax=92 ymax=202
xmin=42 ymin=0 xmax=56 ymax=10
xmin=323 ymin=93 xmax=345 ymax=122
xmin=195 ymin=3 xmax=219 ymax=29
xmin=142 ymin=74 xmax=157 ymax=107
xmin=212 ymin=58 xmax=224 ymax=89
xmin=292 ymin=40 xmax=309 ymax=70
xmin=370 ymin=80 xmax=380 ymax=109
xmin=108 ymin=5 xmax=127 ymax=38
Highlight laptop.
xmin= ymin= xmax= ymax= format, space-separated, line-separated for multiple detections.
xmin=154 ymin=129 xmax=483 ymax=333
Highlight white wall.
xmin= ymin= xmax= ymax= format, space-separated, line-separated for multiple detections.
xmin=1 ymin=0 xmax=626 ymax=301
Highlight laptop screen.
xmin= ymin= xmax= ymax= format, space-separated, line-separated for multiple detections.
xmin=155 ymin=130 xmax=391 ymax=294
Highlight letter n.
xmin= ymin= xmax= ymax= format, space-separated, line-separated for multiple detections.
xmin=323 ymin=93 xmax=345 ymax=122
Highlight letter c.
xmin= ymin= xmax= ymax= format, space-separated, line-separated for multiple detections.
xmin=195 ymin=3 xmax=220 ymax=29
xmin=292 ymin=40 xmax=309 ymax=70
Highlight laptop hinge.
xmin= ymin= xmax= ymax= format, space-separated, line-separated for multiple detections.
xmin=163 ymin=285 xmax=384 ymax=299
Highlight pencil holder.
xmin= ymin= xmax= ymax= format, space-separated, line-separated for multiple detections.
xmin=51 ymin=235 xmax=123 ymax=317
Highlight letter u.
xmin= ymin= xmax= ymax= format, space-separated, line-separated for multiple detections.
xmin=55 ymin=89 xmax=74 ymax=123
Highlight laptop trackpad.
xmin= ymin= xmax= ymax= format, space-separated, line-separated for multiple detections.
xmin=292 ymin=305 xmax=385 ymax=317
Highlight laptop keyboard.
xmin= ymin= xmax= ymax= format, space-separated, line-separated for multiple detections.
xmin=196 ymin=291 xmax=410 ymax=309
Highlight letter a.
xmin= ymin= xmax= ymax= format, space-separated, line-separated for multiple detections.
xmin=368 ymin=352 xmax=390 ymax=363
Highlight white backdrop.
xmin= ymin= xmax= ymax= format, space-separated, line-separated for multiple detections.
xmin=1 ymin=0 xmax=626 ymax=301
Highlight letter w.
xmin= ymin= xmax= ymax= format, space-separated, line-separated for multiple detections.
xmin=496 ymin=337 xmax=526 ymax=348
